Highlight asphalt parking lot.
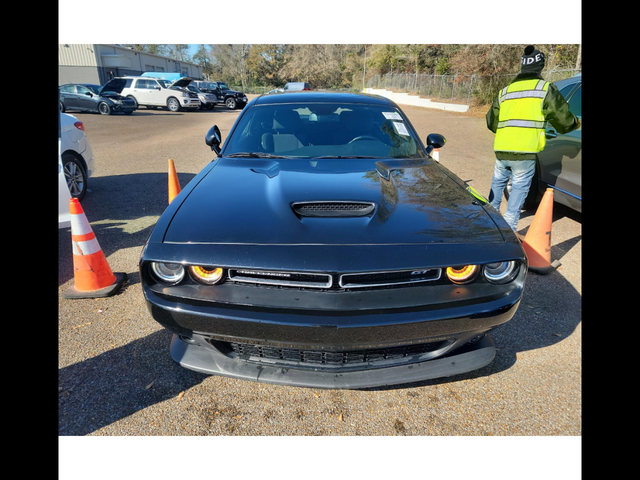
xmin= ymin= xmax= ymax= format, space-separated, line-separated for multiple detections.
xmin=58 ymin=96 xmax=581 ymax=473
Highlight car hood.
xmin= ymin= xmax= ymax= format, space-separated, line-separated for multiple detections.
xmin=164 ymin=157 xmax=504 ymax=245
xmin=98 ymin=90 xmax=126 ymax=99
xmin=172 ymin=77 xmax=193 ymax=88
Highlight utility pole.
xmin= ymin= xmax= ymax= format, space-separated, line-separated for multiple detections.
xmin=363 ymin=45 xmax=367 ymax=92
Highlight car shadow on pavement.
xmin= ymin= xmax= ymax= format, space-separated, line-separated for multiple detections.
xmin=58 ymin=171 xmax=197 ymax=287
xmin=58 ymin=329 xmax=209 ymax=435
xmin=364 ymin=262 xmax=582 ymax=391
xmin=59 ymin=171 xmax=208 ymax=435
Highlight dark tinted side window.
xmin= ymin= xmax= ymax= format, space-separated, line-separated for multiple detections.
xmin=558 ymin=83 xmax=577 ymax=99
xmin=567 ymin=85 xmax=581 ymax=117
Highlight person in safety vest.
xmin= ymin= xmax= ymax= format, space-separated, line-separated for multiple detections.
xmin=486 ymin=45 xmax=580 ymax=233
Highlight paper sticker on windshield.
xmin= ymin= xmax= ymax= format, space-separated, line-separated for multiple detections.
xmin=393 ymin=122 xmax=410 ymax=136
xmin=383 ymin=112 xmax=402 ymax=120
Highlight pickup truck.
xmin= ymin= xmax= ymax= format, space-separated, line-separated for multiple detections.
xmin=192 ymin=81 xmax=248 ymax=109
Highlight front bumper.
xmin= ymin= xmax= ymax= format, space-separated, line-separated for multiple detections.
xmin=169 ymin=332 xmax=497 ymax=389
xmin=180 ymin=98 xmax=201 ymax=109
xmin=112 ymin=102 xmax=136 ymax=113
xmin=142 ymin=266 xmax=523 ymax=387
xmin=141 ymin=237 xmax=526 ymax=387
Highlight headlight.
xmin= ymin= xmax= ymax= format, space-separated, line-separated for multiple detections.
xmin=483 ymin=261 xmax=518 ymax=284
xmin=189 ymin=266 xmax=225 ymax=285
xmin=446 ymin=265 xmax=479 ymax=284
xmin=151 ymin=262 xmax=185 ymax=284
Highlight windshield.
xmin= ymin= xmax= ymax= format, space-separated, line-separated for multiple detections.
xmin=157 ymin=80 xmax=172 ymax=88
xmin=85 ymin=84 xmax=102 ymax=94
xmin=223 ymin=103 xmax=426 ymax=159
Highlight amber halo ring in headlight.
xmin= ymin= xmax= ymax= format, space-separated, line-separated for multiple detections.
xmin=446 ymin=265 xmax=479 ymax=284
xmin=483 ymin=261 xmax=518 ymax=284
xmin=189 ymin=266 xmax=225 ymax=285
xmin=150 ymin=262 xmax=185 ymax=284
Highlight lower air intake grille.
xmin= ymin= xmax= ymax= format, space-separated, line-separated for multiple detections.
xmin=223 ymin=341 xmax=448 ymax=366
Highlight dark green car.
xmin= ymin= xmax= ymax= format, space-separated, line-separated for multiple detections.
xmin=517 ymin=74 xmax=582 ymax=213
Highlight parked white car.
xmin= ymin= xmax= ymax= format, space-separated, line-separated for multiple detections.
xmin=59 ymin=112 xmax=95 ymax=201
xmin=101 ymin=76 xmax=201 ymax=112
xmin=58 ymin=141 xmax=72 ymax=229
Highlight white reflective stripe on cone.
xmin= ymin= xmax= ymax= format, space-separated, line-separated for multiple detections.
xmin=72 ymin=237 xmax=102 ymax=256
xmin=69 ymin=211 xmax=93 ymax=236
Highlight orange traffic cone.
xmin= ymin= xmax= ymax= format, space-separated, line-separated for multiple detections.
xmin=168 ymin=159 xmax=181 ymax=204
xmin=521 ymin=188 xmax=561 ymax=274
xmin=62 ymin=198 xmax=126 ymax=299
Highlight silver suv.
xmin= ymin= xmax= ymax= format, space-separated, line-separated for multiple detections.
xmin=101 ymin=76 xmax=201 ymax=112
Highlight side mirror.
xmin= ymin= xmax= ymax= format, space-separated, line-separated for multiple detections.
xmin=425 ymin=133 xmax=446 ymax=155
xmin=205 ymin=125 xmax=222 ymax=155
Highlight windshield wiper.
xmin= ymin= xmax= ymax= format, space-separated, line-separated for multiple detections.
xmin=314 ymin=155 xmax=384 ymax=159
xmin=225 ymin=152 xmax=292 ymax=159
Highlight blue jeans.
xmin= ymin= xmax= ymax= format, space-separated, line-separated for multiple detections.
xmin=488 ymin=159 xmax=536 ymax=231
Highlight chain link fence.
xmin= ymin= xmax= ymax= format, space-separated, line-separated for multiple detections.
xmin=367 ymin=69 xmax=581 ymax=105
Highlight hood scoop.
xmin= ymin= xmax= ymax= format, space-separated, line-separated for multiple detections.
xmin=291 ymin=201 xmax=376 ymax=218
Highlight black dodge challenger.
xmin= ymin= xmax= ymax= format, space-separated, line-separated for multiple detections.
xmin=139 ymin=91 xmax=527 ymax=388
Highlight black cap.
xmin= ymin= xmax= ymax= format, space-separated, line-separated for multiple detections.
xmin=521 ymin=45 xmax=545 ymax=73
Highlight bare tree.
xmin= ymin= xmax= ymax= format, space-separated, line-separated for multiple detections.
xmin=246 ymin=44 xmax=292 ymax=86
xmin=165 ymin=44 xmax=192 ymax=62
xmin=210 ymin=44 xmax=251 ymax=89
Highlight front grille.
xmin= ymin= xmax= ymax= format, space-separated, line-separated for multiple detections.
xmin=340 ymin=268 xmax=441 ymax=288
xmin=223 ymin=340 xmax=449 ymax=367
xmin=228 ymin=269 xmax=332 ymax=289
xmin=226 ymin=267 xmax=442 ymax=290
xmin=292 ymin=201 xmax=376 ymax=217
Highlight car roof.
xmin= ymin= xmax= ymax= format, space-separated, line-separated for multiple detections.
xmin=253 ymin=91 xmax=397 ymax=106
xmin=112 ymin=76 xmax=166 ymax=80
xmin=108 ymin=76 xmax=192 ymax=85
xmin=553 ymin=74 xmax=581 ymax=89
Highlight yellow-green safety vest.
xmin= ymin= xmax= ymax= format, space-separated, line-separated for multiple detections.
xmin=494 ymin=79 xmax=549 ymax=154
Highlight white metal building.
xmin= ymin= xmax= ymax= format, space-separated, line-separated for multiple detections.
xmin=58 ymin=44 xmax=203 ymax=86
